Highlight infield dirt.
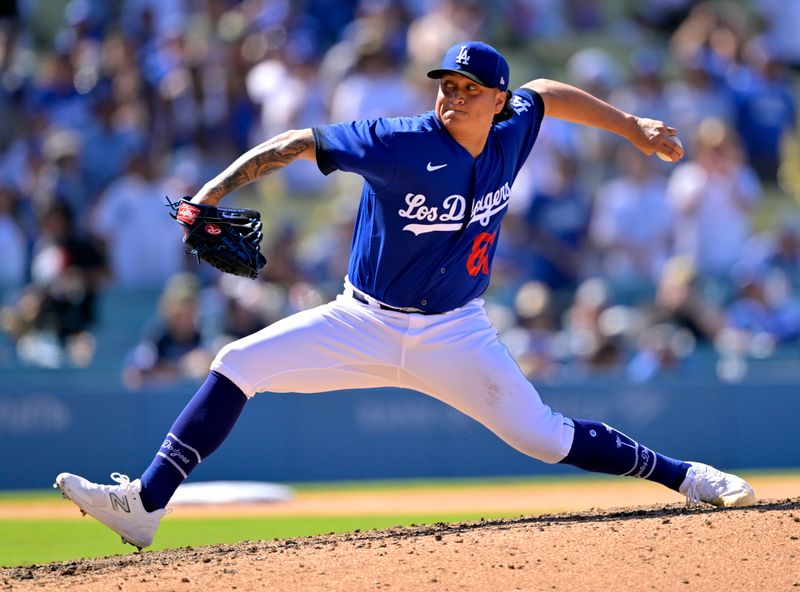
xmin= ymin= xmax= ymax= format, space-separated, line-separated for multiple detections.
xmin=4 ymin=496 xmax=800 ymax=592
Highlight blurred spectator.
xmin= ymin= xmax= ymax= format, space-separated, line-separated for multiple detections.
xmin=145 ymin=31 xmax=206 ymax=148
xmin=668 ymin=2 xmax=748 ymax=74
xmin=297 ymin=202 xmax=357 ymax=296
xmin=725 ymin=265 xmax=800 ymax=344
xmin=0 ymin=201 xmax=107 ymax=367
xmin=329 ymin=38 xmax=424 ymax=122
xmin=502 ymin=280 xmax=561 ymax=381
xmin=664 ymin=53 xmax=735 ymax=137
xmin=565 ymin=47 xmax=623 ymax=183
xmin=756 ymin=0 xmax=800 ymax=69
xmin=590 ymin=146 xmax=673 ymax=292
xmin=497 ymin=0 xmax=569 ymax=43
xmin=729 ymin=38 xmax=797 ymax=182
xmin=626 ymin=323 xmax=696 ymax=383
xmin=246 ymin=47 xmax=330 ymax=195
xmin=26 ymin=50 xmax=94 ymax=130
xmin=40 ymin=128 xmax=91 ymax=223
xmin=0 ymin=0 xmax=20 ymax=146
xmin=1 ymin=112 xmax=50 ymax=198
xmin=565 ymin=0 xmax=605 ymax=32
xmin=739 ymin=209 xmax=800 ymax=289
xmin=296 ymin=0 xmax=359 ymax=51
xmin=666 ymin=117 xmax=761 ymax=279
xmin=260 ymin=222 xmax=303 ymax=286
xmin=523 ymin=151 xmax=591 ymax=296
xmin=406 ymin=0 xmax=485 ymax=70
xmin=566 ymin=47 xmax=621 ymax=100
xmin=0 ymin=185 xmax=27 ymax=287
xmin=122 ymin=272 xmax=213 ymax=390
xmin=120 ymin=0 xmax=189 ymax=44
xmin=510 ymin=115 xmax=581 ymax=216
xmin=632 ymin=0 xmax=697 ymax=33
xmin=223 ymin=39 xmax=260 ymax=156
xmin=609 ymin=48 xmax=672 ymax=127
xmin=648 ymin=256 xmax=725 ymax=343
xmin=346 ymin=1 xmax=410 ymax=61
xmin=203 ymin=274 xmax=283 ymax=350
xmin=561 ymin=277 xmax=624 ymax=371
xmin=246 ymin=47 xmax=301 ymax=140
xmin=762 ymin=215 xmax=800 ymax=287
xmin=489 ymin=211 xmax=536 ymax=305
xmin=90 ymin=152 xmax=185 ymax=287
xmin=79 ymin=93 xmax=145 ymax=200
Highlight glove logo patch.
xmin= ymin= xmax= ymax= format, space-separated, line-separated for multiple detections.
xmin=176 ymin=202 xmax=200 ymax=224
xmin=168 ymin=196 xmax=266 ymax=279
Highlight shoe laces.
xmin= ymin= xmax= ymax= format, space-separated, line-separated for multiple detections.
xmin=684 ymin=465 xmax=725 ymax=506
xmin=110 ymin=472 xmax=140 ymax=494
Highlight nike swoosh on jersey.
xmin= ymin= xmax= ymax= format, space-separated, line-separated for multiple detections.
xmin=426 ymin=162 xmax=448 ymax=172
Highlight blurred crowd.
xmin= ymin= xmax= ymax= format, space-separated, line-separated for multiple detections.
xmin=0 ymin=0 xmax=798 ymax=387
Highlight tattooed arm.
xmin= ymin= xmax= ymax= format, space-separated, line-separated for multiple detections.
xmin=191 ymin=129 xmax=316 ymax=206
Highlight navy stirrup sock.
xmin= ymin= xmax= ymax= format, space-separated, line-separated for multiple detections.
xmin=560 ymin=419 xmax=690 ymax=491
xmin=139 ymin=371 xmax=248 ymax=511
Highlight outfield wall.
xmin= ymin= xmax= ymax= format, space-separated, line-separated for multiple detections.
xmin=1 ymin=365 xmax=797 ymax=490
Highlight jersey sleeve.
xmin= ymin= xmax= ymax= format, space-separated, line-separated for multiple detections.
xmin=494 ymin=88 xmax=546 ymax=177
xmin=312 ymin=118 xmax=397 ymax=188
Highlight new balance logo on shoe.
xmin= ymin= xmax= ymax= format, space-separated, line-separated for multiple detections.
xmin=110 ymin=493 xmax=130 ymax=513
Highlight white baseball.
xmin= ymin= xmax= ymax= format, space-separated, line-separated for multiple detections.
xmin=657 ymin=136 xmax=683 ymax=162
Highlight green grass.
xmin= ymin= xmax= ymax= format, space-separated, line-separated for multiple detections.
xmin=0 ymin=512 xmax=520 ymax=567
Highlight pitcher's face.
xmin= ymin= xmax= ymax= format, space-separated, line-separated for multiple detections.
xmin=435 ymin=73 xmax=505 ymax=132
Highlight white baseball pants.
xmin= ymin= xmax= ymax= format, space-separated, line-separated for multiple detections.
xmin=212 ymin=282 xmax=575 ymax=464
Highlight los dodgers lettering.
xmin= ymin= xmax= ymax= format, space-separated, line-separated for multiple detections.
xmin=398 ymin=183 xmax=512 ymax=236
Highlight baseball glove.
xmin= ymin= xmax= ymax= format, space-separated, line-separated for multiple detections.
xmin=167 ymin=197 xmax=267 ymax=279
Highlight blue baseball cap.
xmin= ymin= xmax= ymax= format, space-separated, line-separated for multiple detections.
xmin=427 ymin=41 xmax=509 ymax=91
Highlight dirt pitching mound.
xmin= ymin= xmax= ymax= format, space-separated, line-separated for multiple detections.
xmin=4 ymin=498 xmax=799 ymax=592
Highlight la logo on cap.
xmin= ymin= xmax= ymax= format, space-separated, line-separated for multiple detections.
xmin=455 ymin=45 xmax=470 ymax=65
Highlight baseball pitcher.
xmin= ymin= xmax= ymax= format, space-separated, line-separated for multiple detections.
xmin=55 ymin=41 xmax=754 ymax=550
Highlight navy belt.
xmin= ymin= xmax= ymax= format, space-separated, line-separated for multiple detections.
xmin=351 ymin=288 xmax=432 ymax=315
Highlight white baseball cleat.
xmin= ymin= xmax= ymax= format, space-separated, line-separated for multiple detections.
xmin=54 ymin=472 xmax=167 ymax=550
xmin=679 ymin=462 xmax=756 ymax=508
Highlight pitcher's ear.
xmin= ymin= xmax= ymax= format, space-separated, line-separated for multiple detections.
xmin=493 ymin=91 xmax=513 ymax=124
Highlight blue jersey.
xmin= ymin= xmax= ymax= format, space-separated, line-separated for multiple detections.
xmin=313 ymin=88 xmax=544 ymax=313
